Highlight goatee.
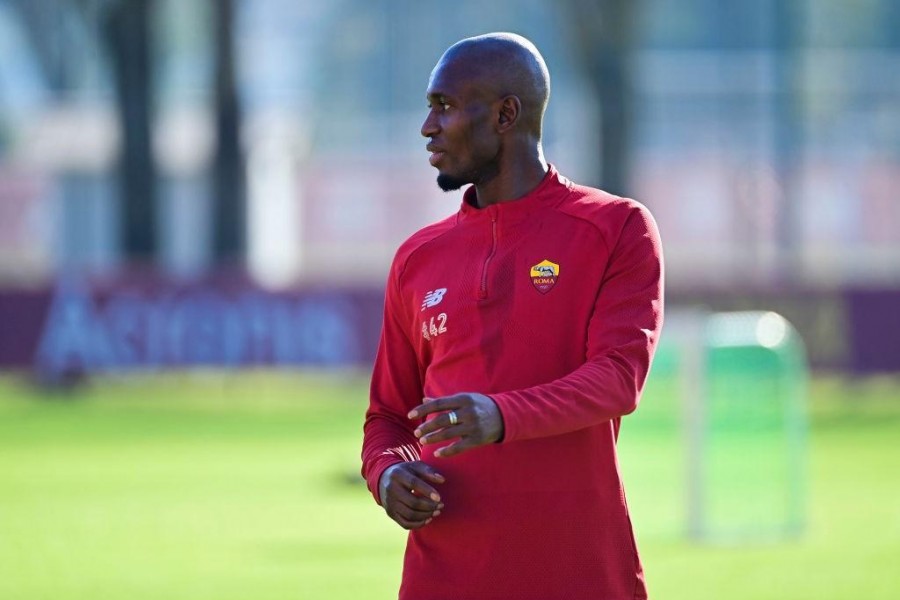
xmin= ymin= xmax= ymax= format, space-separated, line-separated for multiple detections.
xmin=436 ymin=173 xmax=469 ymax=192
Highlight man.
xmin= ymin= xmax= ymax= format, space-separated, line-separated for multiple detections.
xmin=361 ymin=32 xmax=663 ymax=599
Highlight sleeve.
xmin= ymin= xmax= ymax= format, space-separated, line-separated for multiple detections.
xmin=490 ymin=204 xmax=664 ymax=443
xmin=360 ymin=259 xmax=425 ymax=505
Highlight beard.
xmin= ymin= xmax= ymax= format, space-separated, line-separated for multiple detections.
xmin=435 ymin=156 xmax=500 ymax=192
xmin=436 ymin=173 xmax=470 ymax=192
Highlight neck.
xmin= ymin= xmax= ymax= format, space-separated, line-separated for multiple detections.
xmin=473 ymin=144 xmax=548 ymax=208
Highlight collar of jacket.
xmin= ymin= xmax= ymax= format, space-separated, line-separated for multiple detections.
xmin=456 ymin=164 xmax=569 ymax=224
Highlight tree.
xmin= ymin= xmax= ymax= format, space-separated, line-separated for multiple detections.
xmin=14 ymin=0 xmax=158 ymax=262
xmin=211 ymin=0 xmax=246 ymax=264
xmin=102 ymin=0 xmax=157 ymax=262
xmin=561 ymin=0 xmax=636 ymax=197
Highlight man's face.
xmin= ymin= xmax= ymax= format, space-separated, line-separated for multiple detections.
xmin=420 ymin=58 xmax=501 ymax=191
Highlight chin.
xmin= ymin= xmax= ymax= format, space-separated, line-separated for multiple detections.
xmin=436 ymin=173 xmax=469 ymax=192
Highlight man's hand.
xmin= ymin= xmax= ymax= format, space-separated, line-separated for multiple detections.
xmin=408 ymin=393 xmax=504 ymax=458
xmin=379 ymin=462 xmax=445 ymax=530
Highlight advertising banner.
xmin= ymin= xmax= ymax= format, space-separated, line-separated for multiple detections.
xmin=0 ymin=274 xmax=384 ymax=377
xmin=1 ymin=276 xmax=898 ymax=375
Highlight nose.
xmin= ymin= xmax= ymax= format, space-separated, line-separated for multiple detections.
xmin=421 ymin=108 xmax=439 ymax=138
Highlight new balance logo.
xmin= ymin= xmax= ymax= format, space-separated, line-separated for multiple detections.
xmin=421 ymin=288 xmax=447 ymax=310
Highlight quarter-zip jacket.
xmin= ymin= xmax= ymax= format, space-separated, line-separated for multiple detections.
xmin=362 ymin=166 xmax=664 ymax=600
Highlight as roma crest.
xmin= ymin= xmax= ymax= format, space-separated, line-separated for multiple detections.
xmin=530 ymin=260 xmax=559 ymax=294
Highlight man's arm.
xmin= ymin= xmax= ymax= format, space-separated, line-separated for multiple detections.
xmin=361 ymin=263 xmax=445 ymax=528
xmin=412 ymin=204 xmax=663 ymax=452
xmin=491 ymin=204 xmax=663 ymax=442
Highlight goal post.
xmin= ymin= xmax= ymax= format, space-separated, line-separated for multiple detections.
xmin=663 ymin=310 xmax=809 ymax=543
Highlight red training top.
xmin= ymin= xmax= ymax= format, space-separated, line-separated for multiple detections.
xmin=362 ymin=166 xmax=664 ymax=600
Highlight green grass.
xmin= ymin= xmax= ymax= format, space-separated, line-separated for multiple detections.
xmin=0 ymin=371 xmax=899 ymax=599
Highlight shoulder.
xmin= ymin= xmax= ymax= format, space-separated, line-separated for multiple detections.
xmin=389 ymin=213 xmax=458 ymax=282
xmin=554 ymin=180 xmax=660 ymax=245
xmin=557 ymin=181 xmax=655 ymax=229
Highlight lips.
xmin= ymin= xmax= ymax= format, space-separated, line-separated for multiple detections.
xmin=426 ymin=144 xmax=445 ymax=167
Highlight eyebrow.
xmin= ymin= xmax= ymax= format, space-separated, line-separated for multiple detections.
xmin=426 ymin=91 xmax=451 ymax=102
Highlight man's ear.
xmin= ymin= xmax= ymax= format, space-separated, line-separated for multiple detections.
xmin=497 ymin=95 xmax=521 ymax=133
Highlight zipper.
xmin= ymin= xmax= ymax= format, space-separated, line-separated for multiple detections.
xmin=479 ymin=213 xmax=498 ymax=299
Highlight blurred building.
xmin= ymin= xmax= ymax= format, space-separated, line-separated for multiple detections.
xmin=1 ymin=0 xmax=898 ymax=290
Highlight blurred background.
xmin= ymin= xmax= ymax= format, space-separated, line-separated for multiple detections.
xmin=1 ymin=0 xmax=898 ymax=373
xmin=0 ymin=1 xmax=898 ymax=599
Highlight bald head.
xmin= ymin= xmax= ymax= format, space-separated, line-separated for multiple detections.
xmin=434 ymin=33 xmax=551 ymax=137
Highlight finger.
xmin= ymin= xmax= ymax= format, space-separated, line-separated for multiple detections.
xmin=396 ymin=491 xmax=445 ymax=516
xmin=383 ymin=481 xmax=443 ymax=514
xmin=408 ymin=462 xmax=447 ymax=486
xmin=395 ymin=486 xmax=441 ymax=512
xmin=391 ymin=466 xmax=443 ymax=504
xmin=413 ymin=409 xmax=459 ymax=439
xmin=416 ymin=465 xmax=447 ymax=485
xmin=408 ymin=394 xmax=465 ymax=419
xmin=402 ymin=473 xmax=443 ymax=504
xmin=387 ymin=496 xmax=441 ymax=529
xmin=434 ymin=438 xmax=477 ymax=459
xmin=392 ymin=501 xmax=439 ymax=523
xmin=419 ymin=423 xmax=466 ymax=446
xmin=393 ymin=512 xmax=433 ymax=530
xmin=388 ymin=510 xmax=433 ymax=529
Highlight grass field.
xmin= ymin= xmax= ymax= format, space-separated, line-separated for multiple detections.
xmin=1 ymin=371 xmax=899 ymax=599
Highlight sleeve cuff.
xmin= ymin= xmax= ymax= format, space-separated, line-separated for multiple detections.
xmin=488 ymin=391 xmax=517 ymax=444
